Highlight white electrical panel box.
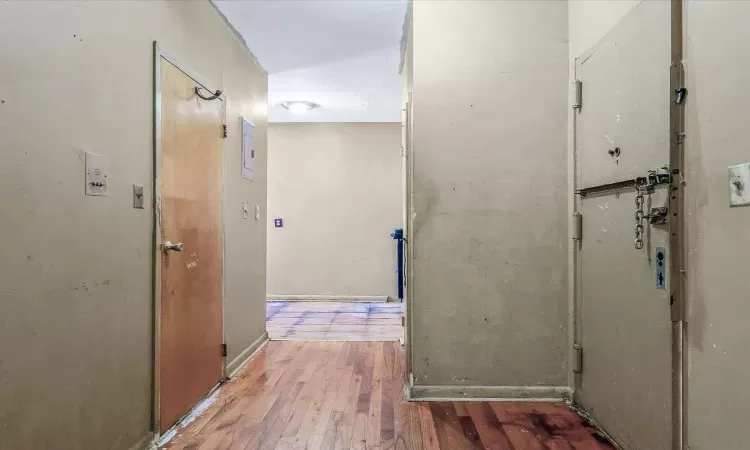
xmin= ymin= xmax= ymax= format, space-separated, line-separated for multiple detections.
xmin=85 ymin=152 xmax=109 ymax=196
xmin=242 ymin=118 xmax=255 ymax=180
xmin=729 ymin=162 xmax=750 ymax=207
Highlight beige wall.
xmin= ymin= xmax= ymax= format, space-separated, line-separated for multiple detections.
xmin=267 ymin=123 xmax=402 ymax=299
xmin=409 ymin=0 xmax=569 ymax=394
xmin=568 ymin=0 xmax=641 ymax=59
xmin=683 ymin=2 xmax=750 ymax=448
xmin=0 ymin=2 xmax=267 ymax=449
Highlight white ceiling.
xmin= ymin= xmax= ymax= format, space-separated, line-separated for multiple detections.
xmin=214 ymin=0 xmax=408 ymax=123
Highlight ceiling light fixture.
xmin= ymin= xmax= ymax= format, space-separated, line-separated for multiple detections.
xmin=281 ymin=100 xmax=320 ymax=114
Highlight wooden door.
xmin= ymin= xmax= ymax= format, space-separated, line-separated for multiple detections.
xmin=574 ymin=2 xmax=675 ymax=449
xmin=158 ymin=57 xmax=224 ymax=433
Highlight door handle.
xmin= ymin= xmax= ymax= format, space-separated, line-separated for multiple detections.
xmin=162 ymin=241 xmax=184 ymax=253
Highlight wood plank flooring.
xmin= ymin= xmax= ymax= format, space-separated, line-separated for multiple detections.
xmin=266 ymin=301 xmax=403 ymax=341
xmin=162 ymin=341 xmax=613 ymax=450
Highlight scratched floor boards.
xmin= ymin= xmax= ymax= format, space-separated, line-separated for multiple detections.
xmin=266 ymin=301 xmax=403 ymax=341
xmin=162 ymin=341 xmax=614 ymax=449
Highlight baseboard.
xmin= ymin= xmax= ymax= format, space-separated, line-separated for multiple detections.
xmin=226 ymin=331 xmax=269 ymax=378
xmin=407 ymin=384 xmax=573 ymax=402
xmin=128 ymin=432 xmax=156 ymax=450
xmin=570 ymin=404 xmax=624 ymax=450
xmin=267 ymin=295 xmax=391 ymax=302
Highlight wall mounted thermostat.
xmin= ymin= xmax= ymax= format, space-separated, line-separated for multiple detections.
xmin=85 ymin=152 xmax=109 ymax=196
xmin=274 ymin=218 xmax=283 ymax=228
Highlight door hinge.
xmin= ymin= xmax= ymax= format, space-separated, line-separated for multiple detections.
xmin=401 ymin=316 xmax=405 ymax=327
xmin=222 ymin=125 xmax=228 ymax=139
xmin=221 ymin=343 xmax=227 ymax=357
xmin=573 ymin=344 xmax=583 ymax=373
xmin=572 ymin=80 xmax=582 ymax=110
xmin=572 ymin=212 xmax=583 ymax=241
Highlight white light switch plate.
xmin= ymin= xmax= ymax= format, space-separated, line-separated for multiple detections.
xmin=85 ymin=152 xmax=109 ymax=196
xmin=729 ymin=163 xmax=750 ymax=207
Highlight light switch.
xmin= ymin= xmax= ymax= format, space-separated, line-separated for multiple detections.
xmin=85 ymin=152 xmax=109 ymax=196
xmin=243 ymin=202 xmax=249 ymax=219
xmin=729 ymin=162 xmax=750 ymax=207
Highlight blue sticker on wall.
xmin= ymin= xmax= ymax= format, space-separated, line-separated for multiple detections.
xmin=274 ymin=218 xmax=283 ymax=228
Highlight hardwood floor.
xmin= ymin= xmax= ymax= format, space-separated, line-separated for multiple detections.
xmin=162 ymin=341 xmax=613 ymax=450
xmin=266 ymin=301 xmax=403 ymax=341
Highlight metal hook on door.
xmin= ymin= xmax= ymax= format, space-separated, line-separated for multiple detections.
xmin=195 ymin=87 xmax=222 ymax=101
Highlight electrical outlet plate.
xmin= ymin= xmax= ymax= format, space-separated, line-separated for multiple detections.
xmin=85 ymin=152 xmax=108 ymax=196
xmin=133 ymin=184 xmax=144 ymax=209
xmin=729 ymin=162 xmax=750 ymax=207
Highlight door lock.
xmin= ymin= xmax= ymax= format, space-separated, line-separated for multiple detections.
xmin=162 ymin=241 xmax=184 ymax=253
xmin=647 ymin=207 xmax=669 ymax=225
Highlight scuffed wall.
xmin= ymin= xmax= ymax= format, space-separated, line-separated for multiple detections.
xmin=683 ymin=1 xmax=750 ymax=448
xmin=266 ymin=123 xmax=402 ymax=299
xmin=409 ymin=0 xmax=569 ymax=392
xmin=0 ymin=2 xmax=267 ymax=449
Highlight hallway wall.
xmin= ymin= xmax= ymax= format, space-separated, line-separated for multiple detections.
xmin=0 ymin=2 xmax=267 ymax=449
xmin=408 ymin=0 xmax=570 ymax=396
xmin=267 ymin=123 xmax=402 ymax=300
xmin=683 ymin=2 xmax=750 ymax=448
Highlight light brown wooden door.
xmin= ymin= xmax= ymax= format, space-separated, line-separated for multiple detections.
xmin=158 ymin=57 xmax=224 ymax=433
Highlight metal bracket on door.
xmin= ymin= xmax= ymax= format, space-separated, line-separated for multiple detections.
xmin=576 ymin=171 xmax=671 ymax=198
xmin=648 ymin=207 xmax=669 ymax=225
xmin=635 ymin=171 xmax=672 ymax=193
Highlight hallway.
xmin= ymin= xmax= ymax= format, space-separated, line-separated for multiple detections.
xmin=162 ymin=341 xmax=613 ymax=449
xmin=5 ymin=1 xmax=750 ymax=449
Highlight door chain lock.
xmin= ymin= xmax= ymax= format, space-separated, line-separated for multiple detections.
xmin=634 ymin=190 xmax=646 ymax=249
xmin=633 ymin=170 xmax=671 ymax=249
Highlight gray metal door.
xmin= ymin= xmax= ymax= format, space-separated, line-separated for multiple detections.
xmin=574 ymin=2 xmax=675 ymax=449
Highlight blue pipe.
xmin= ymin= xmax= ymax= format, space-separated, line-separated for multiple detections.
xmin=391 ymin=228 xmax=404 ymax=301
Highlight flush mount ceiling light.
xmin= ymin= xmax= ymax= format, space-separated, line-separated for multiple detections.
xmin=281 ymin=100 xmax=320 ymax=114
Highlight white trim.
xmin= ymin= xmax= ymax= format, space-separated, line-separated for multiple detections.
xmin=269 ymin=337 xmax=400 ymax=343
xmin=407 ymin=385 xmax=573 ymax=402
xmin=570 ymin=404 xmax=625 ymax=450
xmin=127 ymin=433 xmax=156 ymax=450
xmin=156 ymin=383 xmax=223 ymax=448
xmin=226 ymin=332 xmax=269 ymax=378
xmin=267 ymin=295 xmax=391 ymax=302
